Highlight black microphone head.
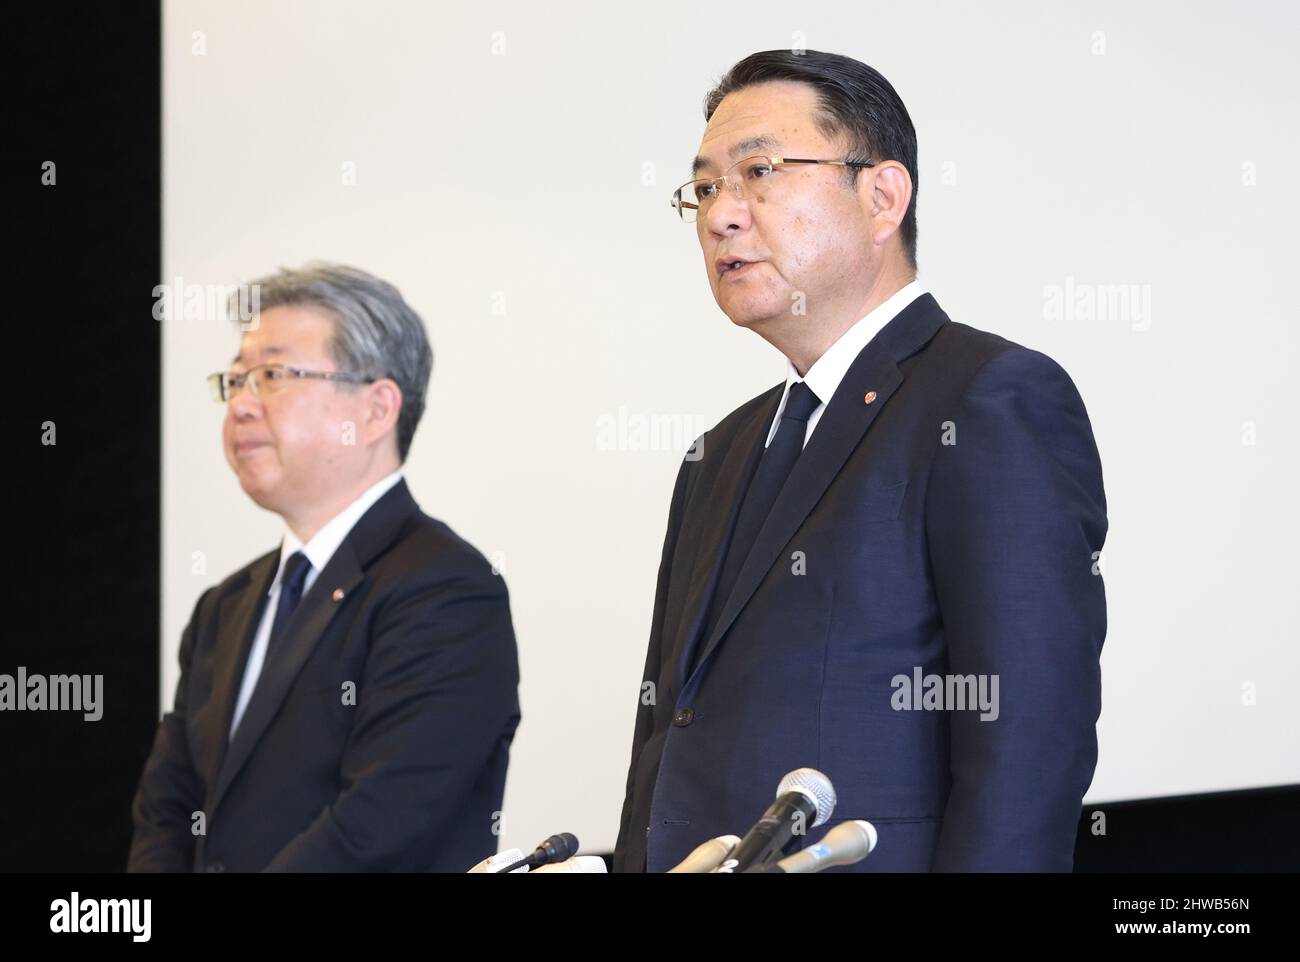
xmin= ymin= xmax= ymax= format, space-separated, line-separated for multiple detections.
xmin=540 ymin=832 xmax=580 ymax=862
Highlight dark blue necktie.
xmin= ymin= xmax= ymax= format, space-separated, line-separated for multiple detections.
xmin=698 ymin=381 xmax=822 ymax=662
xmin=268 ymin=551 xmax=312 ymax=651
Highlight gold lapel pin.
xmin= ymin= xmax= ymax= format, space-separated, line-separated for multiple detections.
xmin=332 ymin=588 xmax=345 ymax=602
xmin=863 ymin=391 xmax=877 ymax=404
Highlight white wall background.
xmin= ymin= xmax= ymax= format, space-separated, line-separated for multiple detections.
xmin=162 ymin=0 xmax=1300 ymax=855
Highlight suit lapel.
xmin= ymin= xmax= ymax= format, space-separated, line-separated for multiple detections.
xmin=209 ymin=542 xmax=365 ymax=814
xmin=684 ymin=294 xmax=950 ymax=684
xmin=206 ymin=479 xmax=419 ymax=815
xmin=670 ymin=389 xmax=781 ymax=691
xmin=197 ymin=555 xmax=276 ymax=798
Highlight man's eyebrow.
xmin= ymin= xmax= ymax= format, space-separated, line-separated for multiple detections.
xmin=691 ymin=134 xmax=783 ymax=176
xmin=230 ymin=345 xmax=286 ymax=365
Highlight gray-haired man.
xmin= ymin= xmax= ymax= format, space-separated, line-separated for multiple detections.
xmin=128 ymin=263 xmax=520 ymax=872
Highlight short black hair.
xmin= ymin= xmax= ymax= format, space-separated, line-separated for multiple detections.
xmin=704 ymin=50 xmax=919 ymax=269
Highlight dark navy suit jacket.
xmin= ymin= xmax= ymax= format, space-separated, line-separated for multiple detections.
xmin=613 ymin=293 xmax=1108 ymax=872
xmin=128 ymin=480 xmax=520 ymax=872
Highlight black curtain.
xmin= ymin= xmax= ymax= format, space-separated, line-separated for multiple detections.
xmin=2 ymin=2 xmax=162 ymax=871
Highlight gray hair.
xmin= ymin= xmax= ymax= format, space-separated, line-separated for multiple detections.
xmin=237 ymin=262 xmax=433 ymax=462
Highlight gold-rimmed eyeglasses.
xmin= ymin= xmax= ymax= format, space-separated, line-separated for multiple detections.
xmin=207 ymin=363 xmax=375 ymax=402
xmin=671 ymin=155 xmax=876 ymax=223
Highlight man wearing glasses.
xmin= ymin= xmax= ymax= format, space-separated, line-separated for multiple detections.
xmin=128 ymin=263 xmax=520 ymax=872
xmin=615 ymin=51 xmax=1108 ymax=872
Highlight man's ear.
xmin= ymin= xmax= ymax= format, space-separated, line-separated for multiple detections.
xmin=860 ymin=160 xmax=913 ymax=249
xmin=363 ymin=378 xmax=403 ymax=448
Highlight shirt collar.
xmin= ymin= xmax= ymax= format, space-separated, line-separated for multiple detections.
xmin=274 ymin=470 xmax=405 ymax=589
xmin=767 ymin=280 xmax=927 ymax=444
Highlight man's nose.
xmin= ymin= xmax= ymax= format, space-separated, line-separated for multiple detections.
xmin=704 ymin=184 xmax=751 ymax=236
xmin=227 ymin=383 xmax=262 ymax=419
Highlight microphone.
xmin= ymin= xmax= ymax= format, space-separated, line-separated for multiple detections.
xmin=496 ymin=833 xmax=580 ymax=874
xmin=771 ymin=820 xmax=877 ymax=874
xmin=667 ymin=835 xmax=742 ymax=873
xmin=466 ymin=848 xmax=528 ymax=873
xmin=530 ymin=856 xmax=608 ymax=874
xmin=716 ymin=768 xmax=836 ymax=873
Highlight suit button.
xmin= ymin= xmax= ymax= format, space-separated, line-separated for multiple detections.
xmin=673 ymin=707 xmax=695 ymax=727
xmin=206 ymin=860 xmax=226 ymax=873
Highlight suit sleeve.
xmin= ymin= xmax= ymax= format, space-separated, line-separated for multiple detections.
xmin=262 ymin=554 xmax=520 ymax=871
xmin=127 ymin=589 xmax=212 ymax=872
xmin=925 ymin=348 xmax=1108 ymax=871
xmin=612 ymin=443 xmax=697 ymax=871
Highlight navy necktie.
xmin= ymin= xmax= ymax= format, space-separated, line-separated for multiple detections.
xmin=268 ymin=551 xmax=312 ymax=651
xmin=698 ymin=381 xmax=822 ymax=662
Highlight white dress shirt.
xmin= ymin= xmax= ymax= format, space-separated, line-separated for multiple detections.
xmin=228 ymin=469 xmax=405 ymax=738
xmin=764 ymin=280 xmax=927 ymax=449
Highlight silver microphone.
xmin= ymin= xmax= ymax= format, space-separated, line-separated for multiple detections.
xmin=466 ymin=849 xmax=528 ymax=873
xmin=531 ymin=856 xmax=609 ymax=873
xmin=774 ymin=820 xmax=878 ymax=874
xmin=718 ymin=768 xmax=837 ymax=873
xmin=667 ymin=835 xmax=742 ymax=873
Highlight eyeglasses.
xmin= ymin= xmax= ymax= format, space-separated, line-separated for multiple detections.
xmin=671 ymin=155 xmax=876 ymax=223
xmin=207 ymin=363 xmax=375 ymax=402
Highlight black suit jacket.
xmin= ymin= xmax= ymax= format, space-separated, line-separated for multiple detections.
xmin=614 ymin=294 xmax=1108 ymax=872
xmin=128 ymin=479 xmax=520 ymax=872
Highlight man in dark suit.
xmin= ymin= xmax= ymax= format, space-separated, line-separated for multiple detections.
xmin=129 ymin=263 xmax=519 ymax=872
xmin=614 ymin=51 xmax=1108 ymax=872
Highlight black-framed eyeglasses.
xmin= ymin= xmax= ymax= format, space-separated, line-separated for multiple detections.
xmin=671 ymin=155 xmax=876 ymax=223
xmin=207 ymin=363 xmax=376 ymax=402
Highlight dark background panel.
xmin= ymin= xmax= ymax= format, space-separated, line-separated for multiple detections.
xmin=1076 ymin=784 xmax=1299 ymax=872
xmin=2 ymin=2 xmax=162 ymax=871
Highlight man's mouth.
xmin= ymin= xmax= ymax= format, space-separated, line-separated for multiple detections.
xmin=233 ymin=440 xmax=269 ymax=458
xmin=717 ymin=258 xmax=760 ymax=279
